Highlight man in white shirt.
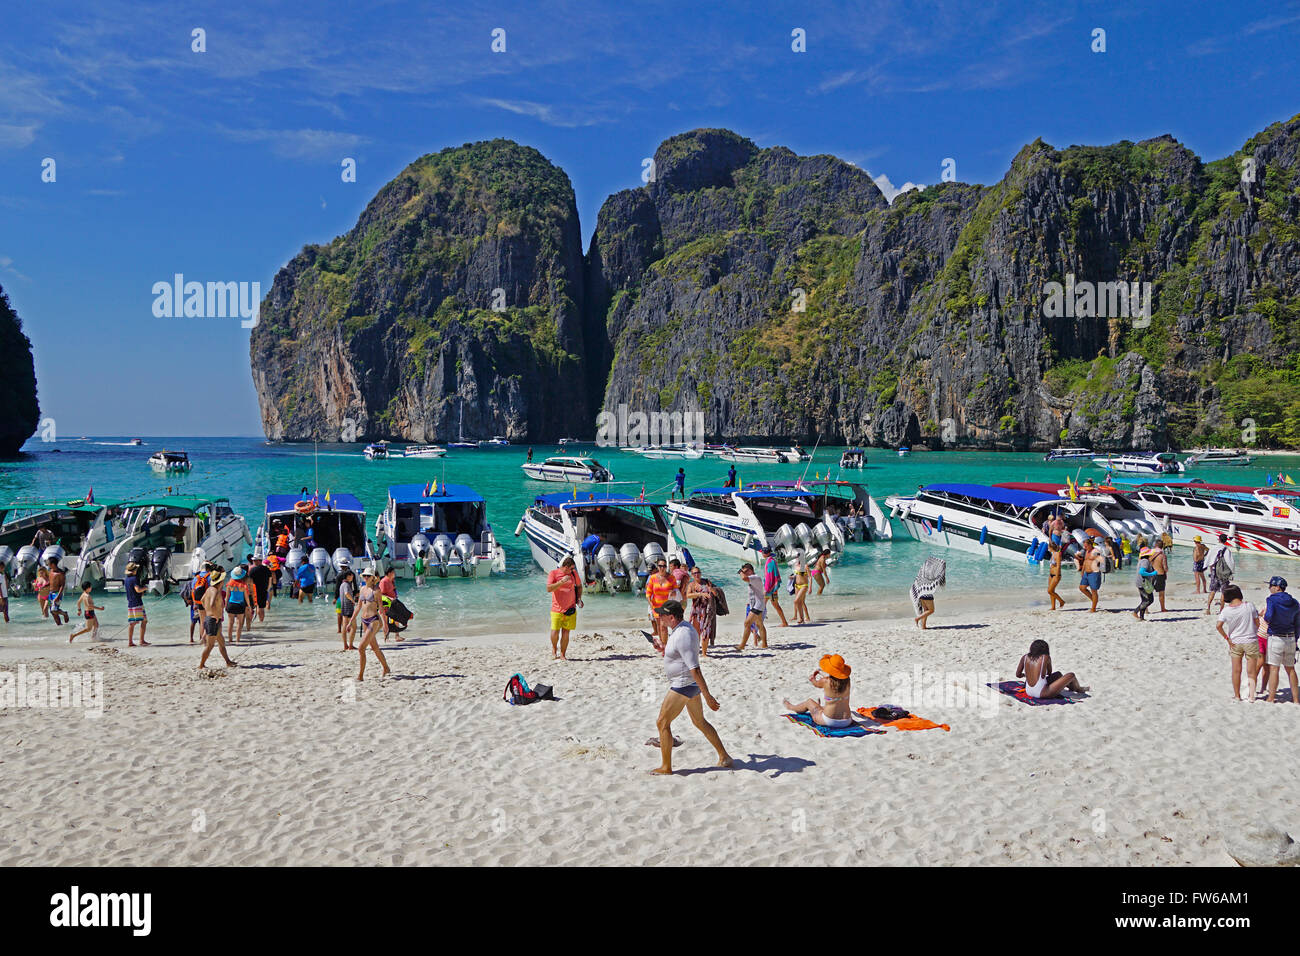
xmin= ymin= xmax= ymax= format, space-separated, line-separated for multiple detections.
xmin=1204 ymin=533 xmax=1236 ymax=614
xmin=650 ymin=601 xmax=732 ymax=775
xmin=1215 ymin=585 xmax=1260 ymax=701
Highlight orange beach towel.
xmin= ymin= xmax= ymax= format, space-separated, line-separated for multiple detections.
xmin=855 ymin=707 xmax=950 ymax=732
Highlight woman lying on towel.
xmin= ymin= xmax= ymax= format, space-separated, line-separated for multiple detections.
xmin=1016 ymin=639 xmax=1089 ymax=700
xmin=784 ymin=654 xmax=853 ymax=727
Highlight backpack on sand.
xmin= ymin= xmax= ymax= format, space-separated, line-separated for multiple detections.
xmin=504 ymin=673 xmax=556 ymax=706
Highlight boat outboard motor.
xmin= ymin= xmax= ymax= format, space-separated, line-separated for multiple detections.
xmin=642 ymin=542 xmax=666 ymax=579
xmin=332 ymin=548 xmax=354 ymax=576
xmin=285 ymin=546 xmax=306 ymax=572
xmin=128 ymin=546 xmax=149 ymax=583
xmin=409 ymin=533 xmax=432 ymax=562
xmin=309 ymin=547 xmax=332 ymax=587
xmin=773 ymin=524 xmax=798 ymax=560
xmin=13 ymin=544 xmax=40 ymax=586
xmin=619 ymin=542 xmax=644 ymax=584
xmin=1070 ymin=529 xmax=1089 ymax=548
xmin=431 ymin=534 xmax=454 ymax=576
xmin=0 ymin=545 xmax=12 ymax=575
xmin=453 ymin=533 xmax=476 ymax=574
xmin=147 ymin=547 xmax=171 ymax=594
xmin=794 ymin=522 xmax=816 ymax=551
xmin=813 ymin=520 xmax=834 ymax=551
xmin=41 ymin=544 xmax=67 ymax=571
xmin=596 ymin=543 xmax=623 ymax=591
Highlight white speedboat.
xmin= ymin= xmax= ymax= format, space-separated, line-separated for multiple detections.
xmin=718 ymin=446 xmax=799 ymax=464
xmin=632 ymin=443 xmax=705 ymax=460
xmin=100 ymin=495 xmax=252 ymax=595
xmin=1044 ymin=446 xmax=1094 ymax=462
xmin=747 ymin=479 xmax=892 ymax=543
xmin=255 ymin=492 xmax=376 ymax=589
xmin=663 ymin=485 xmax=849 ymax=566
xmin=897 ymin=446 xmax=911 ymax=458
xmin=1183 ymin=449 xmax=1253 ymax=467
xmin=148 ymin=449 xmax=191 ymax=472
xmin=516 ymin=491 xmax=682 ymax=593
xmin=1125 ymin=481 xmax=1300 ymax=559
xmin=128 ymin=438 xmax=143 ymax=446
xmin=363 ymin=441 xmax=390 ymax=460
xmin=403 ymin=444 xmax=446 ymax=459
xmin=1091 ymin=452 xmax=1184 ymax=475
xmin=839 ymin=448 xmax=866 ymax=469
xmin=477 ymin=436 xmax=510 ymax=447
xmin=376 ymin=483 xmax=504 ymax=578
xmin=884 ymin=482 xmax=1158 ymax=563
xmin=557 ymin=437 xmax=582 ymax=446
xmin=0 ymin=497 xmax=123 ymax=592
xmin=521 ymin=456 xmax=614 ymax=483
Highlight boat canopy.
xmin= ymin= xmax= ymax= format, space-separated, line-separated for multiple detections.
xmin=123 ymin=495 xmax=228 ymax=512
xmin=265 ymin=493 xmax=365 ymax=515
xmin=388 ymin=483 xmax=484 ymax=505
xmin=923 ymin=483 xmax=1060 ymax=508
xmin=0 ymin=497 xmax=119 ymax=514
xmin=535 ymin=492 xmax=658 ymax=509
xmin=690 ymin=487 xmax=828 ymax=499
xmin=1136 ymin=481 xmax=1300 ymax=498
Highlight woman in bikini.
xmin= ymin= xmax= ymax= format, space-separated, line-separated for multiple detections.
xmin=354 ymin=569 xmax=390 ymax=681
xmin=1016 ymin=639 xmax=1088 ymax=700
xmin=791 ymin=560 xmax=811 ymax=623
xmin=811 ymin=549 xmax=831 ymax=596
xmin=783 ymin=654 xmax=853 ymax=727
xmin=1046 ymin=541 xmax=1064 ymax=610
xmin=336 ymin=568 xmax=358 ymax=650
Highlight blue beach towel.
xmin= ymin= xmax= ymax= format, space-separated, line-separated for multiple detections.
xmin=783 ymin=712 xmax=882 ymax=737
xmin=987 ymin=680 xmax=1077 ymax=706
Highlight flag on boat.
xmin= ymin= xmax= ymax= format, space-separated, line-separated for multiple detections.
xmin=86 ymin=487 xmax=94 ymax=504
xmin=1286 ymin=474 xmax=1296 ymax=486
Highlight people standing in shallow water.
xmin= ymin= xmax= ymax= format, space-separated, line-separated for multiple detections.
xmin=784 ymin=654 xmax=853 ymax=727
xmin=1016 ymin=639 xmax=1088 ymax=699
xmin=672 ymin=467 xmax=686 ymax=500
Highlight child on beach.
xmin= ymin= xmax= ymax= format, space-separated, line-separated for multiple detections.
xmin=1016 ymin=639 xmax=1089 ymax=699
xmin=784 ymin=654 xmax=853 ymax=727
xmin=68 ymin=582 xmax=103 ymax=642
xmin=791 ymin=560 xmax=811 ymax=624
xmin=413 ymin=553 xmax=426 ymax=588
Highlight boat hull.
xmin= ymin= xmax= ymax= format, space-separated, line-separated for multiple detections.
xmin=664 ymin=505 xmax=766 ymax=560
xmin=886 ymin=497 xmax=1043 ymax=562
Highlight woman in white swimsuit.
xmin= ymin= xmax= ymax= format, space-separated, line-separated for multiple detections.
xmin=784 ymin=654 xmax=854 ymax=727
xmin=1017 ymin=639 xmax=1088 ymax=699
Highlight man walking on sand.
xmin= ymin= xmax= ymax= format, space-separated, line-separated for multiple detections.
xmin=737 ymin=562 xmax=767 ymax=650
xmin=1151 ymin=543 xmax=1169 ymax=612
xmin=124 ymin=561 xmax=150 ymax=646
xmin=546 ymin=555 xmax=582 ymax=660
xmin=1076 ymin=538 xmax=1103 ymax=612
xmin=198 ymin=570 xmax=237 ymax=669
xmin=650 ymin=601 xmax=732 ymax=775
xmin=1205 ymin=533 xmax=1235 ymax=615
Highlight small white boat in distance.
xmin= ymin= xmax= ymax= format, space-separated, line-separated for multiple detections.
xmin=1184 ymin=448 xmax=1253 ymax=466
xmin=364 ymin=441 xmax=390 ymax=460
xmin=148 ymin=450 xmax=191 ymax=472
xmin=839 ymin=448 xmax=866 ymax=469
xmin=477 ymin=436 xmax=510 ymax=447
xmin=557 ymin=437 xmax=581 ymax=446
xmin=403 ymin=444 xmax=446 ymax=459
xmin=632 ymin=443 xmax=704 ymax=459
xmin=897 ymin=446 xmax=911 ymax=458
xmin=1092 ymin=452 xmax=1184 ymax=475
xmin=1044 ymin=446 xmax=1094 ymax=462
xmin=128 ymin=438 xmax=143 ymax=446
xmin=719 ymin=446 xmax=799 ymax=464
xmin=522 ymin=456 xmax=615 ymax=483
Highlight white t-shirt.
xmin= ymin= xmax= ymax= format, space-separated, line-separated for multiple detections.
xmin=1218 ymin=601 xmax=1258 ymax=645
xmin=746 ymin=575 xmax=765 ymax=611
xmin=663 ymin=621 xmax=701 ymax=688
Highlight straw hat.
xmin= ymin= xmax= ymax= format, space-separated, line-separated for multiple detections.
xmin=209 ymin=570 xmax=226 ymax=586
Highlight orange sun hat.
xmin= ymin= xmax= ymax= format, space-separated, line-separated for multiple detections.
xmin=819 ymin=654 xmax=851 ymax=679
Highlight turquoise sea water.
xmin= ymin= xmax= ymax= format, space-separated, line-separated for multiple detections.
xmin=4 ymin=438 xmax=1299 ymax=644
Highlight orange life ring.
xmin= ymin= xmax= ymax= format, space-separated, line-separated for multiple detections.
xmin=295 ymin=499 xmax=317 ymax=515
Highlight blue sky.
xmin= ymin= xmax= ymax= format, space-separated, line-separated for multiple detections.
xmin=2 ymin=0 xmax=1297 ymax=437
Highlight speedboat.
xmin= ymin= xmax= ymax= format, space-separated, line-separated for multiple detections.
xmin=1091 ymin=452 xmax=1184 ymax=475
xmin=148 ymin=449 xmax=191 ymax=472
xmin=839 ymin=448 xmax=866 ymax=469
xmin=1044 ymin=447 xmax=1094 ymax=462
xmin=100 ymin=495 xmax=252 ymax=595
xmin=403 ymin=444 xmax=447 ymax=459
xmin=254 ymin=492 xmax=375 ymax=589
xmin=632 ymin=443 xmax=705 ymax=460
xmin=718 ymin=446 xmax=798 ymax=464
xmin=663 ymin=486 xmax=848 ymax=566
xmin=363 ymin=441 xmax=390 ymax=460
xmin=128 ymin=438 xmax=143 ymax=446
xmin=897 ymin=446 xmax=911 ymax=458
xmin=1183 ymin=449 xmax=1253 ymax=467
xmin=746 ymin=480 xmax=891 ymax=543
xmin=376 ymin=482 xmax=505 ymax=578
xmin=517 ymin=491 xmax=683 ymax=593
xmin=448 ymin=441 xmax=477 ymax=450
xmin=0 ymin=497 xmax=123 ymax=592
xmin=557 ymin=437 xmax=582 ymax=446
xmin=477 ymin=436 xmax=510 ymax=447
xmin=884 ymin=482 xmax=1159 ymax=563
xmin=521 ymin=456 xmax=614 ymax=483
xmin=1124 ymin=481 xmax=1300 ymax=559
xmin=786 ymin=445 xmax=811 ymax=462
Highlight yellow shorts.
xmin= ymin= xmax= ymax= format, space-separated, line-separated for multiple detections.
xmin=550 ymin=610 xmax=576 ymax=630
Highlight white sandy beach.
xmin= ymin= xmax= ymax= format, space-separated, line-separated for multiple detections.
xmin=1 ymin=579 xmax=1297 ymax=867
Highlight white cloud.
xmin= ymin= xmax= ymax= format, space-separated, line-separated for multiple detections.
xmin=869 ymin=171 xmax=923 ymax=204
xmin=0 ymin=123 xmax=38 ymax=148
xmin=218 ymin=127 xmax=368 ymax=160
xmin=475 ymin=97 xmax=602 ymax=128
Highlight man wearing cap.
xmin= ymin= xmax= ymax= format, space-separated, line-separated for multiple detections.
xmin=737 ymin=562 xmax=767 ymax=650
xmin=198 ymin=570 xmax=237 ymax=669
xmin=650 ymin=600 xmax=732 ymax=774
xmin=1263 ymin=576 xmax=1300 ymax=704
xmin=123 ymin=561 xmax=149 ymax=647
